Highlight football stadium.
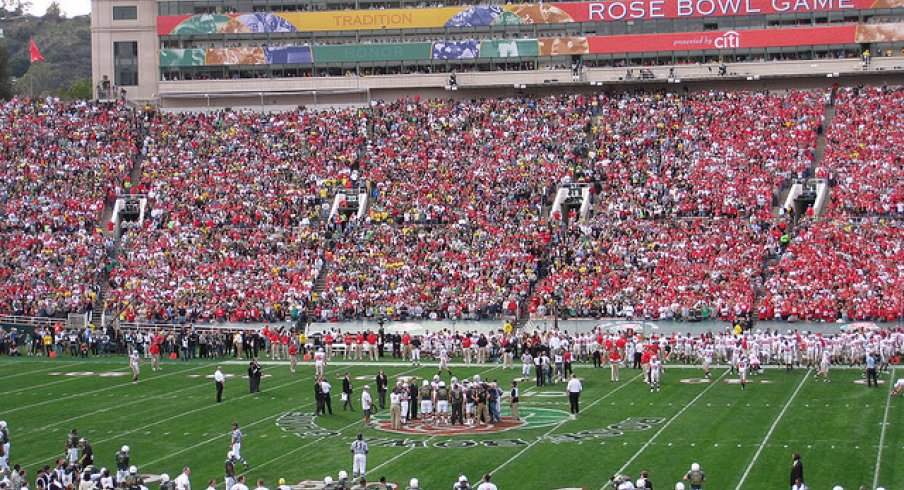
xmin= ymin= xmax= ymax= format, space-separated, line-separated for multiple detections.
xmin=0 ymin=0 xmax=903 ymax=488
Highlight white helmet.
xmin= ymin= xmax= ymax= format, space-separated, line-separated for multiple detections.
xmin=409 ymin=478 xmax=419 ymax=488
xmin=338 ymin=471 xmax=347 ymax=480
xmin=690 ymin=463 xmax=700 ymax=472
xmin=422 ymin=380 xmax=429 ymax=387
xmin=0 ymin=420 xmax=6 ymax=428
xmin=227 ymin=451 xmax=235 ymax=459
xmin=129 ymin=466 xmax=138 ymax=474
xmin=433 ymin=375 xmax=440 ymax=381
xmin=675 ymin=484 xmax=685 ymax=490
xmin=323 ymin=477 xmax=333 ymax=484
xmin=439 ymin=381 xmax=446 ymax=387
xmin=160 ymin=475 xmax=170 ymax=483
xmin=831 ymin=487 xmax=844 ymax=490
xmin=121 ymin=445 xmax=129 ymax=453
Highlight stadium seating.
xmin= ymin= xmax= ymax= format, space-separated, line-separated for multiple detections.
xmin=1 ymin=88 xmax=901 ymax=323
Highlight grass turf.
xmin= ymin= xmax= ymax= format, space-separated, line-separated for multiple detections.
xmin=0 ymin=357 xmax=899 ymax=489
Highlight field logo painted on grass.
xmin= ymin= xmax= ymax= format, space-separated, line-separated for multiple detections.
xmin=544 ymin=417 xmax=665 ymax=444
xmin=372 ymin=407 xmax=571 ymax=435
xmin=291 ymin=480 xmax=399 ymax=489
xmin=276 ymin=412 xmax=340 ymax=438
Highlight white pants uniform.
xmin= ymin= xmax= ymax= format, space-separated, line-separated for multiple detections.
xmin=232 ymin=442 xmax=242 ymax=461
xmin=522 ymin=364 xmax=531 ymax=378
xmin=68 ymin=447 xmax=79 ymax=464
xmin=117 ymin=470 xmax=128 ymax=483
xmin=0 ymin=443 xmax=8 ymax=472
xmin=411 ymin=349 xmax=420 ymax=363
xmin=225 ymin=477 xmax=236 ymax=490
xmin=353 ymin=454 xmax=366 ymax=477
xmin=421 ymin=400 xmax=433 ymax=415
xmin=437 ymin=400 xmax=449 ymax=414
xmin=315 ymin=361 xmax=324 ymax=376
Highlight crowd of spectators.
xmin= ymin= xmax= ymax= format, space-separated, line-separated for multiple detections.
xmin=0 ymin=98 xmax=140 ymax=318
xmin=817 ymin=85 xmax=903 ymax=217
xmin=106 ymin=109 xmax=368 ymax=323
xmin=0 ymin=88 xmax=900 ymax=324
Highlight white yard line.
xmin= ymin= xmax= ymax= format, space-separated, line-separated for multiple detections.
xmin=6 ymin=367 xmax=134 ymax=394
xmin=873 ymin=367 xmax=895 ymax=489
xmin=490 ymin=373 xmax=645 ymax=477
xmin=142 ymin=364 xmax=449 ymax=469
xmin=19 ymin=364 xmax=339 ymax=469
xmin=0 ymin=363 xmax=67 ymax=380
xmin=733 ymin=369 xmax=810 ymax=490
xmin=606 ymin=369 xmax=730 ymax=488
xmin=6 ymin=363 xmax=210 ymax=414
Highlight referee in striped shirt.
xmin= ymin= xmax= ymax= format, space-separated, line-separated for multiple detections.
xmin=351 ymin=433 xmax=368 ymax=480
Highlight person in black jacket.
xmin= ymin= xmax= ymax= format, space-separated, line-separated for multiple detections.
xmin=248 ymin=358 xmax=262 ymax=393
xmin=375 ymin=370 xmax=388 ymax=411
xmin=314 ymin=377 xmax=325 ymax=415
xmin=789 ymin=453 xmax=803 ymax=489
xmin=342 ymin=372 xmax=354 ymax=411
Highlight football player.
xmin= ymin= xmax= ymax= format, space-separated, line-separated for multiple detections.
xmin=115 ymin=446 xmax=130 ymax=483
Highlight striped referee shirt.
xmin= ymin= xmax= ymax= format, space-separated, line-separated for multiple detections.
xmin=351 ymin=440 xmax=368 ymax=455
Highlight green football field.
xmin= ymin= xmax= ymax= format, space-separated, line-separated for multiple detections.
xmin=1 ymin=357 xmax=901 ymax=490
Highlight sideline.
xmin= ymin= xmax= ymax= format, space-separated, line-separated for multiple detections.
xmin=733 ymin=369 xmax=811 ymax=490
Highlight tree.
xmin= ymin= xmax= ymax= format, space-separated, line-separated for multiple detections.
xmin=0 ymin=42 xmax=11 ymax=99
xmin=58 ymin=77 xmax=91 ymax=100
xmin=45 ymin=1 xmax=62 ymax=20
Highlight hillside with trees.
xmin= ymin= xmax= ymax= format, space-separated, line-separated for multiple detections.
xmin=0 ymin=0 xmax=91 ymax=99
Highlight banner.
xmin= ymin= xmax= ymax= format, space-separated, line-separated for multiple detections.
xmin=312 ymin=42 xmax=432 ymax=63
xmin=159 ymin=23 xmax=904 ymax=66
xmin=157 ymin=0 xmax=890 ymax=35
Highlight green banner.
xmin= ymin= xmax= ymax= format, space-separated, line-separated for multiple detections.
xmin=160 ymin=49 xmax=207 ymax=67
xmin=313 ymin=43 xmax=432 ymax=63
xmin=479 ymin=39 xmax=539 ymax=58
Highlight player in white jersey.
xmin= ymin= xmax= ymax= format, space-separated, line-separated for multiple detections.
xmin=782 ymin=340 xmax=795 ymax=372
xmin=702 ymin=346 xmax=714 ymax=380
xmin=737 ymin=355 xmax=748 ymax=390
xmin=649 ymin=355 xmax=662 ymax=393
xmin=816 ymin=350 xmax=831 ymax=382
xmin=438 ymin=347 xmax=452 ymax=377
xmin=314 ymin=349 xmax=326 ymax=377
xmin=891 ymin=378 xmax=904 ymax=397
xmin=129 ymin=351 xmax=140 ymax=384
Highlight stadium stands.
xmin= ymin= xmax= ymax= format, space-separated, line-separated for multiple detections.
xmin=0 ymin=86 xmax=901 ymax=324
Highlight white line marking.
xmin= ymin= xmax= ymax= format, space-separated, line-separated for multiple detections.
xmin=606 ymin=369 xmax=730 ymax=489
xmin=874 ymin=368 xmax=895 ymax=489
xmin=734 ymin=370 xmax=810 ymax=490
xmin=490 ymin=373 xmax=645 ymax=478
xmin=6 ymin=363 xmax=209 ymax=414
xmin=142 ymin=364 xmax=435 ymax=468
xmin=19 ymin=364 xmax=341 ymax=469
xmin=13 ymin=364 xmax=215 ymax=438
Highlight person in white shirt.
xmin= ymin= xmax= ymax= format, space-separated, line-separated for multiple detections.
xmin=566 ymin=374 xmax=583 ymax=414
xmin=475 ymin=474 xmax=497 ymax=490
xmin=361 ymin=386 xmax=373 ymax=427
xmin=204 ymin=480 xmax=216 ymax=490
xmin=253 ymin=479 xmax=268 ymax=490
xmin=275 ymin=479 xmax=290 ymax=490
xmin=174 ymin=468 xmax=190 ymax=490
xmin=231 ymin=476 xmax=249 ymax=490
xmin=214 ymin=367 xmax=225 ymax=403
xmin=129 ymin=351 xmax=140 ymax=384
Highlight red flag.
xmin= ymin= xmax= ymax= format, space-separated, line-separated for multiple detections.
xmin=29 ymin=40 xmax=44 ymax=63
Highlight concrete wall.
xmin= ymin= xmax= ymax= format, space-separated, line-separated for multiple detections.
xmin=91 ymin=0 xmax=159 ymax=101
